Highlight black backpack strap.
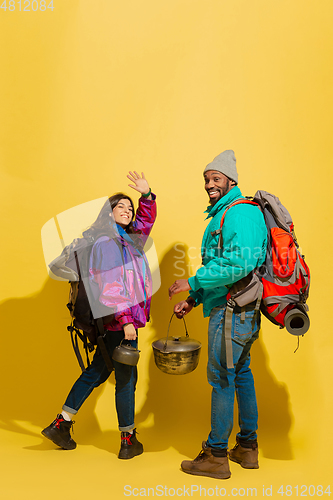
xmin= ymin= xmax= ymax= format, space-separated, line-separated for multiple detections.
xmin=73 ymin=240 xmax=114 ymax=372
xmin=94 ymin=237 xmax=128 ymax=372
xmin=96 ymin=318 xmax=114 ymax=372
xmin=68 ymin=323 xmax=87 ymax=372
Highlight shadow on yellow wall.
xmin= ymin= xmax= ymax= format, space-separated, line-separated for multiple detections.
xmin=0 ymin=278 xmax=104 ymax=449
xmin=0 ymin=244 xmax=293 ymax=460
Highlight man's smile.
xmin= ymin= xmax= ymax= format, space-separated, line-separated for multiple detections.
xmin=208 ymin=189 xmax=220 ymax=199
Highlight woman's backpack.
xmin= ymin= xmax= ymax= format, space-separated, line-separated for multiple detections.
xmin=49 ymin=234 xmax=119 ymax=372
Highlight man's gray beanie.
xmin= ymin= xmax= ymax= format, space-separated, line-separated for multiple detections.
xmin=204 ymin=150 xmax=238 ymax=184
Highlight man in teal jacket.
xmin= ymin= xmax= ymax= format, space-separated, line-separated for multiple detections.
xmin=169 ymin=150 xmax=267 ymax=479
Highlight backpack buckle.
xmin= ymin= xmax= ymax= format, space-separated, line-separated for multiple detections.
xmin=227 ymin=298 xmax=236 ymax=309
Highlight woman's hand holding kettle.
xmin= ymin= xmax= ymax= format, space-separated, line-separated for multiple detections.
xmin=123 ymin=323 xmax=137 ymax=340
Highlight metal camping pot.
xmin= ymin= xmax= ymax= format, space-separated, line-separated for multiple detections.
xmin=152 ymin=313 xmax=201 ymax=375
xmin=112 ymin=339 xmax=140 ymax=366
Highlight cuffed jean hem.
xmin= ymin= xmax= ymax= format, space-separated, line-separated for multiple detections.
xmin=62 ymin=404 xmax=78 ymax=415
xmin=119 ymin=423 xmax=135 ymax=432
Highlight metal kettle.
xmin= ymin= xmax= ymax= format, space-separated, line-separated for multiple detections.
xmin=112 ymin=339 xmax=141 ymax=366
xmin=152 ymin=313 xmax=201 ymax=375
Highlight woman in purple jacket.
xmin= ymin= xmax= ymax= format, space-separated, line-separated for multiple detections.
xmin=42 ymin=171 xmax=156 ymax=459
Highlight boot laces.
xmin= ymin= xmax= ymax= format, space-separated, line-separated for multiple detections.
xmin=121 ymin=433 xmax=133 ymax=446
xmin=194 ymin=448 xmax=208 ymax=462
xmin=122 ymin=435 xmax=132 ymax=445
xmin=54 ymin=414 xmax=65 ymax=429
xmin=54 ymin=414 xmax=75 ymax=434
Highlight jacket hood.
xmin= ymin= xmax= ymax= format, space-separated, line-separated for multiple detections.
xmin=204 ymin=186 xmax=243 ymax=219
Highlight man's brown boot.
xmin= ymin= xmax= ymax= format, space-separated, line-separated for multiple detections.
xmin=181 ymin=442 xmax=231 ymax=479
xmin=229 ymin=437 xmax=259 ymax=469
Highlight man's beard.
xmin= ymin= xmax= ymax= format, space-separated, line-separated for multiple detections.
xmin=209 ymin=180 xmax=231 ymax=205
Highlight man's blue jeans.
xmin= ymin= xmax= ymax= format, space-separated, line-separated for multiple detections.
xmin=206 ymin=303 xmax=260 ymax=450
xmin=63 ymin=330 xmax=137 ymax=432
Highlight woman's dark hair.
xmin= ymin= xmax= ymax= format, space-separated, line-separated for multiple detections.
xmin=82 ymin=193 xmax=135 ymax=239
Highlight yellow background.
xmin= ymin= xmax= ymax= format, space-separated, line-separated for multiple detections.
xmin=0 ymin=0 xmax=332 ymax=498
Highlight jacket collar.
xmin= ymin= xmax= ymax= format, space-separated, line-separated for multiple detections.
xmin=204 ymin=186 xmax=243 ymax=219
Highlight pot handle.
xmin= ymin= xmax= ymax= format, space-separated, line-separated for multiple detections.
xmin=164 ymin=312 xmax=189 ymax=350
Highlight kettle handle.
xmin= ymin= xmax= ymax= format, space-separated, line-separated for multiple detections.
xmin=164 ymin=312 xmax=189 ymax=350
xmin=119 ymin=338 xmax=140 ymax=352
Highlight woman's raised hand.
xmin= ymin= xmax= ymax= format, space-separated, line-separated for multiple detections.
xmin=127 ymin=171 xmax=150 ymax=195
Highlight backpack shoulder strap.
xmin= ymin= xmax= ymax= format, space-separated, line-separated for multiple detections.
xmin=211 ymin=198 xmax=259 ymax=250
xmin=219 ymin=199 xmax=259 ymax=229
xmin=218 ymin=199 xmax=261 ymax=369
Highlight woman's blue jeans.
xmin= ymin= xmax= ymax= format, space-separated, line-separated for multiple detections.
xmin=206 ymin=303 xmax=260 ymax=450
xmin=63 ymin=330 xmax=137 ymax=432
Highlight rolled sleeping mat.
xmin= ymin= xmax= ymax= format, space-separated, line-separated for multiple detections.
xmin=284 ymin=306 xmax=310 ymax=336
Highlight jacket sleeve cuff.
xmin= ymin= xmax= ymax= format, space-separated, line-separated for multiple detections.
xmin=188 ymin=275 xmax=199 ymax=292
xmin=140 ymin=192 xmax=156 ymax=202
xmin=115 ymin=313 xmax=133 ymax=327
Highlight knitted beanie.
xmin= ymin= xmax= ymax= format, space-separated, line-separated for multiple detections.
xmin=203 ymin=150 xmax=238 ymax=184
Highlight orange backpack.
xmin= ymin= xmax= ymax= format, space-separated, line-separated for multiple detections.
xmin=216 ymin=191 xmax=310 ymax=368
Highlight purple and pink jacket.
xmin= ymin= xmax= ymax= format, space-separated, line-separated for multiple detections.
xmin=88 ymin=194 xmax=157 ymax=331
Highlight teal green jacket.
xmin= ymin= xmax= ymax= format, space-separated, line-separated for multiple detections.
xmin=188 ymin=186 xmax=267 ymax=317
